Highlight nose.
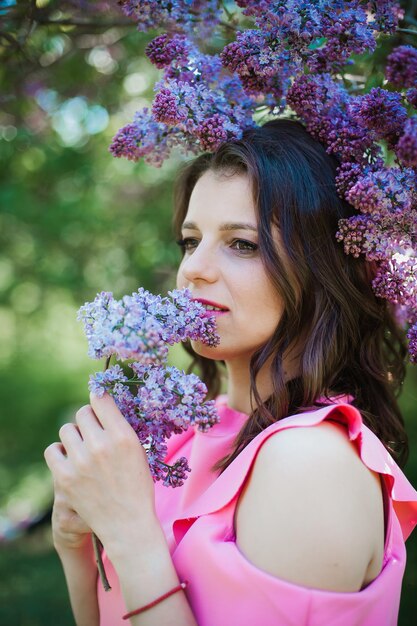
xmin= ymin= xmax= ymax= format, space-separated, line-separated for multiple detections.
xmin=179 ymin=241 xmax=219 ymax=285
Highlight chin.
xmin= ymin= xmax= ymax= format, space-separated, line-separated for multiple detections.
xmin=190 ymin=340 xmax=225 ymax=361
xmin=190 ymin=339 xmax=252 ymax=363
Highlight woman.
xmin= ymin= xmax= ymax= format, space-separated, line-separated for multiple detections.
xmin=45 ymin=120 xmax=417 ymax=626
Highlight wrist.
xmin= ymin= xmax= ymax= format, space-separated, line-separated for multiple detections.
xmin=105 ymin=521 xmax=191 ymax=623
xmin=104 ymin=516 xmax=167 ymax=572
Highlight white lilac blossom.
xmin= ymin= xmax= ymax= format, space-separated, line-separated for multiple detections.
xmin=109 ymin=1 xmax=417 ymax=363
xmin=78 ymin=287 xmax=220 ymax=488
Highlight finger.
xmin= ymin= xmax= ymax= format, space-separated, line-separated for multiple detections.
xmin=63 ymin=509 xmax=92 ymax=535
xmin=44 ymin=442 xmax=67 ymax=472
xmin=89 ymin=392 xmax=132 ymax=434
xmin=53 ymin=498 xmax=92 ymax=534
xmin=75 ymin=404 xmax=104 ymax=444
xmin=59 ymin=422 xmax=83 ymax=457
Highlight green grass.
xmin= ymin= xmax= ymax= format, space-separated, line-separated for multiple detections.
xmin=0 ymin=527 xmax=74 ymax=626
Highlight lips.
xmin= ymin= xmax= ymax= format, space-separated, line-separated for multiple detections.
xmin=192 ymin=298 xmax=229 ymax=312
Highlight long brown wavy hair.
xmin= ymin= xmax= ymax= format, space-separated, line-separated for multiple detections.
xmin=173 ymin=119 xmax=409 ymax=470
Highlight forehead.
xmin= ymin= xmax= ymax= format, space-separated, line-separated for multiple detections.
xmin=185 ymin=169 xmax=255 ymax=223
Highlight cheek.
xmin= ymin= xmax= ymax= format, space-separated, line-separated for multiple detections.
xmin=250 ymin=274 xmax=283 ymax=323
xmin=176 ymin=263 xmax=185 ymax=289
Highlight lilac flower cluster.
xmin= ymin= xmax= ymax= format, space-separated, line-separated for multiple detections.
xmin=348 ymin=88 xmax=408 ymax=147
xmin=110 ymin=1 xmax=417 ymax=362
xmin=286 ymin=74 xmax=373 ymax=162
xmin=406 ymin=89 xmax=417 ymax=109
xmin=118 ymin=0 xmax=222 ymax=39
xmin=385 ymin=45 xmax=417 ymax=89
xmin=79 ymin=287 xmax=220 ymax=487
xmin=110 ymin=32 xmax=256 ymax=164
xmin=89 ymin=363 xmax=219 ymax=486
xmin=221 ymin=0 xmax=399 ymax=93
xmin=396 ymin=117 xmax=417 ymax=168
xmin=77 ymin=287 xmax=219 ymax=361
xmin=372 ymin=257 xmax=417 ymax=308
xmin=111 ymin=1 xmax=402 ymax=165
xmin=288 ymin=71 xmax=417 ymax=359
xmin=109 ymin=108 xmax=182 ymax=167
xmin=407 ymin=325 xmax=417 ymax=365
xmin=345 ymin=168 xmax=415 ymax=216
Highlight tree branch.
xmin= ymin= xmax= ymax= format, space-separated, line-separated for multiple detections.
xmin=34 ymin=17 xmax=135 ymax=28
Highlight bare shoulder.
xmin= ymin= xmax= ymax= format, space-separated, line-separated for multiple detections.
xmin=234 ymin=420 xmax=385 ymax=592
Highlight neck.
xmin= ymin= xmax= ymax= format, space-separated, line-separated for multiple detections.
xmin=224 ymin=349 xmax=301 ymax=415
xmin=224 ymin=361 xmax=266 ymax=415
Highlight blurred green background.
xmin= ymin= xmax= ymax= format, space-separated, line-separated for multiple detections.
xmin=0 ymin=1 xmax=416 ymax=624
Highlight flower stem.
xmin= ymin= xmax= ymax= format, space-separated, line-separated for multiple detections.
xmin=94 ymin=354 xmax=113 ymax=591
xmin=92 ymin=533 xmax=111 ymax=591
xmin=220 ymin=0 xmax=234 ymax=21
xmin=397 ymin=28 xmax=417 ymax=36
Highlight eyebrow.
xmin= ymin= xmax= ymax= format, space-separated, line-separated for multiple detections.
xmin=181 ymin=221 xmax=257 ymax=232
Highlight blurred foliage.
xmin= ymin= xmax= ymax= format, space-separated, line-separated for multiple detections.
xmin=0 ymin=0 xmax=184 ymax=543
xmin=0 ymin=0 xmax=416 ymax=624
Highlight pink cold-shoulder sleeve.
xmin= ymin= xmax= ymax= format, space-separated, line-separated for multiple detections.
xmin=173 ymin=402 xmax=417 ymax=542
xmin=170 ymin=402 xmax=417 ymax=626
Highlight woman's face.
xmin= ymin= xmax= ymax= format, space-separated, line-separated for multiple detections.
xmin=176 ymin=169 xmax=284 ymax=363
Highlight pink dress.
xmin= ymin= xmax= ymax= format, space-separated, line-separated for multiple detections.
xmin=98 ymin=395 xmax=417 ymax=625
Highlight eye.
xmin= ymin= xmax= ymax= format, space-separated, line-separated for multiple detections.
xmin=176 ymin=237 xmax=199 ymax=252
xmin=231 ymin=239 xmax=258 ymax=254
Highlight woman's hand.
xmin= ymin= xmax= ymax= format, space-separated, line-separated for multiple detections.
xmin=50 ymin=485 xmax=93 ymax=552
xmin=44 ymin=393 xmax=157 ymax=558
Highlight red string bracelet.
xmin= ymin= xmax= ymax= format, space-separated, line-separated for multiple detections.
xmin=122 ymin=581 xmax=189 ymax=620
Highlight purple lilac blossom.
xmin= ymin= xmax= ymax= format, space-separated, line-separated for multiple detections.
xmin=308 ymin=5 xmax=376 ymax=74
xmin=88 ymin=365 xmax=128 ymax=396
xmin=348 ymin=88 xmax=408 ymax=146
xmin=346 ymin=168 xmax=415 ymax=215
xmin=220 ymin=30 xmax=295 ymax=100
xmin=113 ymin=0 xmax=406 ymax=167
xmin=145 ymin=33 xmax=190 ymax=69
xmin=286 ymin=74 xmax=349 ymax=127
xmin=396 ymin=117 xmax=417 ymax=168
xmin=113 ymin=39 xmax=255 ymax=165
xmin=77 ymin=287 xmax=219 ymax=362
xmin=385 ymin=45 xmax=417 ymax=89
xmin=287 ymin=74 xmax=377 ymax=162
xmin=336 ymin=210 xmax=417 ymax=262
xmin=109 ymin=108 xmax=179 ymax=166
xmin=196 ymin=114 xmax=229 ymax=151
xmin=368 ymin=0 xmax=404 ymax=34
xmin=407 ymin=324 xmax=417 ymax=364
xmin=89 ymin=363 xmax=220 ymax=487
xmin=335 ymin=160 xmax=384 ymax=199
xmin=232 ymin=0 xmax=388 ymax=77
xmin=153 ymin=87 xmax=188 ymax=124
xmin=394 ymin=304 xmax=417 ymax=328
xmin=118 ymin=0 xmax=223 ymax=39
xmin=406 ymin=88 xmax=417 ymax=109
xmin=113 ymin=0 xmax=405 ymax=167
xmin=81 ymin=285 xmax=221 ymax=488
xmin=372 ymin=256 xmax=417 ymax=307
